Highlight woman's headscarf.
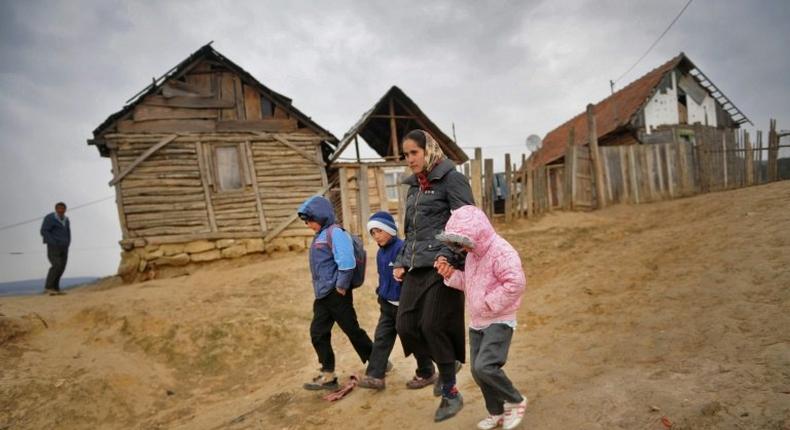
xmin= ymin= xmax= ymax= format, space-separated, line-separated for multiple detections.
xmin=414 ymin=130 xmax=446 ymax=191
xmin=421 ymin=130 xmax=445 ymax=173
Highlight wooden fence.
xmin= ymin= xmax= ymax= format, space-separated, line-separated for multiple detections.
xmin=461 ymin=117 xmax=786 ymax=224
xmin=339 ymin=119 xmax=785 ymax=235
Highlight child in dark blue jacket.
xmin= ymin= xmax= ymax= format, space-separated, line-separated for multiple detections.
xmin=358 ymin=211 xmax=436 ymax=390
xmin=298 ymin=196 xmax=373 ymax=391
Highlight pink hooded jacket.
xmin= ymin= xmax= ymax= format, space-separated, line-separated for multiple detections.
xmin=442 ymin=205 xmax=526 ymax=329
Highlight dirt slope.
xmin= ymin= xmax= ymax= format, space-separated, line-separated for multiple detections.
xmin=2 ymin=181 xmax=789 ymax=430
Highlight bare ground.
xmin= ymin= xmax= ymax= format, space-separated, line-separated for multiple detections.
xmin=1 ymin=181 xmax=789 ymax=430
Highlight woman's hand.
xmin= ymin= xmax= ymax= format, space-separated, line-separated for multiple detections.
xmin=393 ymin=267 xmax=406 ymax=282
xmin=335 ymin=287 xmax=347 ymax=296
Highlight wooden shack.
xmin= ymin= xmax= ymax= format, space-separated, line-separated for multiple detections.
xmin=88 ymin=44 xmax=338 ymax=279
xmin=327 ymin=86 xmax=468 ymax=239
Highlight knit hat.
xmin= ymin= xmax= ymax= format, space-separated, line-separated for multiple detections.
xmin=367 ymin=211 xmax=397 ymax=236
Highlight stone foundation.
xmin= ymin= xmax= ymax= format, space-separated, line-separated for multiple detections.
xmin=117 ymin=236 xmax=313 ymax=282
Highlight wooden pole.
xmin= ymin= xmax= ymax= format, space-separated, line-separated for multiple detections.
xmin=653 ymin=145 xmax=664 ymax=197
xmin=768 ymin=118 xmax=778 ymax=182
xmin=338 ymin=167 xmax=352 ymax=231
xmin=357 ymin=165 xmax=371 ymax=244
xmin=546 ymin=167 xmax=554 ymax=212
xmin=389 ymin=97 xmax=400 ymax=159
xmin=645 ymin=145 xmax=657 ymax=201
xmin=375 ymin=168 xmax=389 ymax=212
xmin=471 ymin=148 xmax=483 ymax=209
xmin=109 ymin=151 xmax=130 ymax=239
xmin=397 ymin=173 xmax=407 ymax=237
xmin=526 ymin=161 xmax=534 ymax=218
xmin=504 ymin=153 xmax=512 ymax=223
xmin=586 ymin=104 xmax=607 ymax=209
xmin=194 ymin=141 xmax=218 ymax=232
xmin=628 ymin=145 xmax=640 ymax=204
xmin=354 ymin=135 xmax=361 ymax=163
xmin=511 ymin=162 xmax=518 ymax=220
xmin=601 ymin=150 xmax=613 ymax=204
xmin=665 ymin=143 xmax=675 ymax=197
xmin=744 ymin=131 xmax=754 ymax=186
xmin=484 ymin=158 xmax=494 ymax=218
xmin=243 ymin=140 xmax=268 ymax=233
xmin=520 ymin=154 xmax=527 ymax=217
xmin=619 ymin=145 xmax=629 ymax=202
xmin=563 ymin=127 xmax=576 ymax=210
xmin=756 ymin=130 xmax=763 ymax=184
xmin=722 ymin=133 xmax=728 ymax=188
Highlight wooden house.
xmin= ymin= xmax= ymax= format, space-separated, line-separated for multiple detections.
xmin=327 ymin=86 xmax=468 ymax=239
xmin=88 ymin=44 xmax=338 ymax=279
xmin=529 ymin=52 xmax=750 ymax=209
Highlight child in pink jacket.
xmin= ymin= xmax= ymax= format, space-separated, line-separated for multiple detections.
xmin=434 ymin=205 xmax=527 ymax=430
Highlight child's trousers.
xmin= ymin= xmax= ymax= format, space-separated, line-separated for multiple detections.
xmin=366 ymin=298 xmax=434 ymax=379
xmin=469 ymin=324 xmax=524 ymax=415
xmin=310 ymin=289 xmax=372 ymax=372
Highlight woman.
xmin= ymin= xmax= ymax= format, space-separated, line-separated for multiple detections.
xmin=394 ymin=129 xmax=475 ymax=422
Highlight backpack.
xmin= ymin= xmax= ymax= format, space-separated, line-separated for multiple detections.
xmin=326 ymin=224 xmax=366 ymax=288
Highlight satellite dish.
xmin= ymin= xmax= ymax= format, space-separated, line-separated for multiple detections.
xmin=526 ymin=134 xmax=542 ymax=152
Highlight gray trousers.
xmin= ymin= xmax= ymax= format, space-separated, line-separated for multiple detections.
xmin=45 ymin=244 xmax=68 ymax=291
xmin=469 ymin=324 xmax=523 ymax=415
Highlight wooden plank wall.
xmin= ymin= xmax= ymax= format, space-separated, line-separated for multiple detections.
xmin=116 ymin=59 xmax=300 ymax=134
xmin=249 ymin=133 xmax=325 ymax=238
xmin=338 ymin=166 xmax=402 ymax=238
xmin=109 ymin=132 xmax=323 ymax=242
xmin=115 ymin=137 xmax=212 ymax=237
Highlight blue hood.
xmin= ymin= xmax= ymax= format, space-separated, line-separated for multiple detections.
xmin=298 ymin=196 xmax=336 ymax=228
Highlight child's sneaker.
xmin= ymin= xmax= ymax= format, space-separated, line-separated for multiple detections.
xmin=477 ymin=414 xmax=504 ymax=430
xmin=502 ymin=397 xmax=528 ymax=429
xmin=303 ymin=372 xmax=339 ymax=391
xmin=358 ymin=375 xmax=385 ymax=390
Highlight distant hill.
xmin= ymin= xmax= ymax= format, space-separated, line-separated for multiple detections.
xmin=0 ymin=277 xmax=99 ymax=297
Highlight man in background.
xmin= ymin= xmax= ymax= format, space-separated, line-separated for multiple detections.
xmin=40 ymin=202 xmax=70 ymax=295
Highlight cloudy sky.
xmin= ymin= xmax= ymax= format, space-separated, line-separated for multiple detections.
xmin=1 ymin=0 xmax=788 ymax=282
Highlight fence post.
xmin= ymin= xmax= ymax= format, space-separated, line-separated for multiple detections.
xmin=504 ymin=153 xmax=512 ymax=222
xmin=357 ymin=165 xmax=371 ymax=245
xmin=484 ymin=158 xmax=494 ymax=218
xmin=527 ymin=159 xmax=534 ymax=218
xmin=338 ymin=167 xmax=352 ymax=231
xmin=586 ymin=104 xmax=607 ymax=209
xmin=722 ymin=133 xmax=728 ymax=188
xmin=563 ymin=127 xmax=576 ymax=210
xmin=654 ymin=144 xmax=665 ymax=197
xmin=768 ymin=118 xmax=778 ymax=181
xmin=628 ymin=145 xmax=640 ymax=204
xmin=745 ymin=131 xmax=754 ymax=186
xmin=618 ymin=146 xmax=629 ymax=202
xmin=520 ymin=154 xmax=527 ymax=217
xmin=756 ymin=130 xmax=764 ymax=184
xmin=471 ymin=147 xmax=483 ymax=210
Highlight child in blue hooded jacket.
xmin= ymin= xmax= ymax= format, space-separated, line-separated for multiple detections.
xmin=298 ymin=196 xmax=373 ymax=391
xmin=358 ymin=211 xmax=436 ymax=390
